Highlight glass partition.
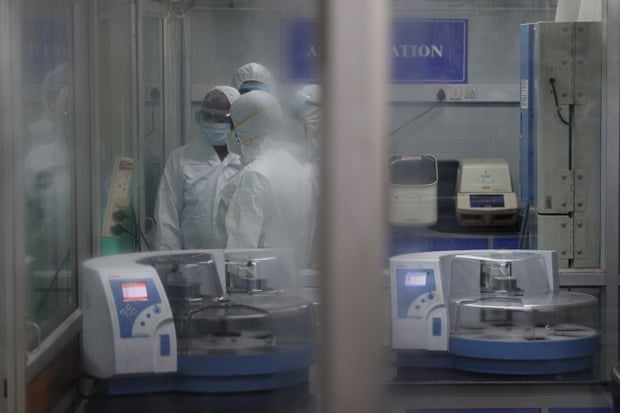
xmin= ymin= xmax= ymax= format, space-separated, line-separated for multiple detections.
xmin=2 ymin=0 xmax=618 ymax=411
xmin=387 ymin=1 xmax=603 ymax=272
xmin=95 ymin=0 xmax=322 ymax=257
xmin=87 ymin=0 xmax=608 ymax=396
xmin=80 ymin=0 xmax=325 ymax=408
xmin=21 ymin=0 xmax=77 ymax=350
xmin=385 ymin=0 xmax=609 ymax=391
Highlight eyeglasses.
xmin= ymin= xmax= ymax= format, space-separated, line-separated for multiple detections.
xmin=194 ymin=107 xmax=230 ymax=127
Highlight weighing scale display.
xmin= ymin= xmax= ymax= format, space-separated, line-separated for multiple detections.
xmin=405 ymin=271 xmax=428 ymax=287
xmin=121 ymin=281 xmax=149 ymax=301
xmin=470 ymin=194 xmax=505 ymax=208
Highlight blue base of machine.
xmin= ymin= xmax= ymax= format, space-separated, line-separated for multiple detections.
xmin=396 ymin=334 xmax=600 ymax=375
xmin=450 ymin=355 xmax=595 ymax=375
xmin=94 ymin=346 xmax=313 ymax=395
xmin=448 ymin=334 xmax=601 ymax=375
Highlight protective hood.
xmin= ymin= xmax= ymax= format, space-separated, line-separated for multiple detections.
xmin=195 ymin=85 xmax=240 ymax=127
xmin=210 ymin=85 xmax=240 ymax=104
xmin=229 ymin=90 xmax=284 ymax=164
xmin=232 ymin=63 xmax=275 ymax=94
xmin=291 ymin=84 xmax=321 ymax=139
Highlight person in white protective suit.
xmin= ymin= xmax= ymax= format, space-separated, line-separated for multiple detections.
xmin=225 ymin=90 xmax=315 ymax=268
xmin=291 ymin=84 xmax=321 ymax=161
xmin=289 ymin=84 xmax=321 ymax=174
xmin=24 ymin=63 xmax=73 ymax=318
xmin=232 ymin=62 xmax=276 ymax=95
xmin=212 ymin=63 xmax=277 ymax=248
xmin=152 ymin=85 xmax=241 ymax=250
xmin=290 ymin=84 xmax=321 ymax=267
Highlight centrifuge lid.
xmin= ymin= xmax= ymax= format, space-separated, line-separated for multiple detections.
xmin=137 ymin=252 xmax=216 ymax=266
xmin=451 ymin=291 xmax=597 ymax=312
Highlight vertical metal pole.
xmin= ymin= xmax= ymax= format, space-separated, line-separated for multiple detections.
xmin=183 ymin=13 xmax=192 ymax=150
xmin=0 ymin=0 xmax=26 ymax=410
xmin=90 ymin=0 xmax=103 ymax=255
xmin=602 ymin=0 xmax=619 ymax=378
xmin=320 ymin=0 xmax=388 ymax=411
xmin=136 ymin=0 xmax=147 ymax=243
xmin=74 ymin=0 xmax=93 ymax=296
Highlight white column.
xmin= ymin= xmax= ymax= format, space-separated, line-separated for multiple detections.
xmin=320 ymin=0 xmax=389 ymax=411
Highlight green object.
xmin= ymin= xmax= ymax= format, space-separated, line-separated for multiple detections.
xmin=101 ymin=232 xmax=136 ymax=256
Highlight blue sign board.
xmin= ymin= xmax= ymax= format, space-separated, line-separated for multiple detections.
xmin=281 ymin=19 xmax=318 ymax=83
xmin=282 ymin=18 xmax=468 ymax=84
xmin=392 ymin=19 xmax=467 ymax=83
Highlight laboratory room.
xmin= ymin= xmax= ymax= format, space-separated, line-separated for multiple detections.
xmin=1 ymin=0 xmax=619 ymax=412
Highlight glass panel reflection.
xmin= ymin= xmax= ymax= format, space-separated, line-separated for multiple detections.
xmin=386 ymin=0 xmax=606 ymax=391
xmin=22 ymin=0 xmax=76 ymax=348
xmin=387 ymin=0 xmax=603 ymax=269
xmin=81 ymin=0 xmax=322 ymax=409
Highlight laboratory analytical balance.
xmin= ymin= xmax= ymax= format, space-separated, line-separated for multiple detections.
xmin=456 ymin=159 xmax=519 ymax=227
xmin=81 ymin=249 xmax=315 ymax=395
xmin=390 ymin=250 xmax=600 ymax=374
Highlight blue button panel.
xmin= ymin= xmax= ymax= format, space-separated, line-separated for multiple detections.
xmin=396 ymin=268 xmax=436 ymax=318
xmin=432 ymin=317 xmax=442 ymax=336
xmin=109 ymin=278 xmax=162 ymax=339
xmin=160 ymin=334 xmax=171 ymax=356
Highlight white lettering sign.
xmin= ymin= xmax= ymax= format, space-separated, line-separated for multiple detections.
xmin=391 ymin=44 xmax=444 ymax=58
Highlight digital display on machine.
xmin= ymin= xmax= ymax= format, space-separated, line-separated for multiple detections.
xmin=405 ymin=271 xmax=428 ymax=287
xmin=121 ymin=281 xmax=148 ymax=302
xmin=470 ymin=194 xmax=505 ymax=208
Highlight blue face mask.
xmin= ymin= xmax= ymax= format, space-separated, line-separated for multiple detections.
xmin=201 ymin=122 xmax=230 ymax=146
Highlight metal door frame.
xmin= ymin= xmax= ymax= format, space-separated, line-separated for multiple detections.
xmin=0 ymin=0 xmax=26 ymax=410
xmin=136 ymin=0 xmax=184 ymax=242
xmin=602 ymin=0 xmax=620 ymax=377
